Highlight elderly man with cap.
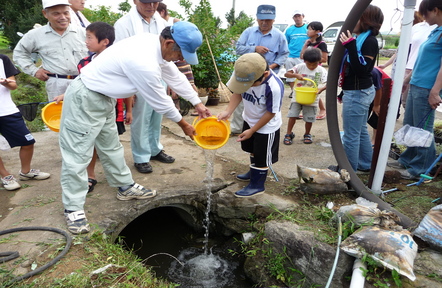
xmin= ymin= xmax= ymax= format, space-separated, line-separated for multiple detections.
xmin=114 ymin=0 xmax=178 ymax=175
xmin=231 ymin=4 xmax=288 ymax=134
xmin=284 ymin=10 xmax=308 ymax=98
xmin=218 ymin=53 xmax=284 ymax=198
xmin=13 ymin=0 xmax=88 ymax=101
xmin=68 ymin=0 xmax=90 ymax=28
xmin=59 ymin=22 xmax=211 ymax=234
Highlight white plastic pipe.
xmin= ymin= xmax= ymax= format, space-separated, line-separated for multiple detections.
xmin=371 ymin=0 xmax=417 ymax=194
xmin=349 ymin=258 xmax=367 ymax=288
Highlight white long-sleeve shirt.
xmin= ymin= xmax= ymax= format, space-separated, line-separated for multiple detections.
xmin=13 ymin=24 xmax=87 ymax=76
xmin=80 ymin=33 xmax=200 ymax=123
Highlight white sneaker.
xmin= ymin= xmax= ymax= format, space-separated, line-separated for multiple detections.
xmin=19 ymin=169 xmax=50 ymax=181
xmin=117 ymin=183 xmax=156 ymax=201
xmin=64 ymin=210 xmax=90 ymax=234
xmin=1 ymin=175 xmax=21 ymax=191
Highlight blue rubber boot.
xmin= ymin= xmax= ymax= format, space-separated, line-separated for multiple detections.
xmin=236 ymin=156 xmax=254 ymax=181
xmin=235 ymin=166 xmax=268 ymax=198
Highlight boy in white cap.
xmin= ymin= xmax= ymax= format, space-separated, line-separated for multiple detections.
xmin=284 ymin=10 xmax=308 ymax=98
xmin=218 ymin=53 xmax=284 ymax=198
xmin=59 ymin=22 xmax=211 ymax=234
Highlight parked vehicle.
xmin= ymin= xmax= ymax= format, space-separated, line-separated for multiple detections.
xmin=323 ymin=21 xmax=384 ymax=64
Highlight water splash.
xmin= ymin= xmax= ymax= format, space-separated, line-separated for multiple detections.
xmin=166 ymin=149 xmax=247 ymax=287
xmin=202 ymin=149 xmax=216 ymax=254
xmin=168 ymin=247 xmax=235 ymax=288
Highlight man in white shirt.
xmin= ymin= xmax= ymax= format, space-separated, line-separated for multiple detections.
xmin=13 ymin=0 xmax=88 ymax=101
xmin=59 ymin=21 xmax=210 ymax=234
xmin=69 ymin=0 xmax=90 ymax=28
xmin=114 ymin=0 xmax=176 ymax=174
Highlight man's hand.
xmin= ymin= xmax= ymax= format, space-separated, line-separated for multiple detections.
xmin=255 ymin=45 xmax=270 ymax=54
xmin=35 ymin=68 xmax=51 ymax=81
xmin=194 ymin=103 xmax=212 ymax=118
xmin=177 ymin=119 xmax=196 ymax=140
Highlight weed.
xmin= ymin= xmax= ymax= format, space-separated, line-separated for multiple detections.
xmin=360 ymin=254 xmax=403 ymax=287
xmin=0 ymin=234 xmax=17 ymax=244
xmin=0 ymin=230 xmax=175 ymax=287
xmin=11 ymin=72 xmax=47 ymax=132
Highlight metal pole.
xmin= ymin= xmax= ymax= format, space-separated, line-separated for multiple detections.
xmin=371 ymin=0 xmax=417 ymax=194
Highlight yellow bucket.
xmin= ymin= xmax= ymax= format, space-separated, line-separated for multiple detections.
xmin=295 ymin=78 xmax=318 ymax=105
xmin=41 ymin=102 xmax=62 ymax=132
xmin=193 ymin=116 xmax=230 ymax=150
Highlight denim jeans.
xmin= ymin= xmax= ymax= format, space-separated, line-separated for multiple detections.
xmin=342 ymin=86 xmax=375 ymax=171
xmin=399 ymin=84 xmax=437 ymax=176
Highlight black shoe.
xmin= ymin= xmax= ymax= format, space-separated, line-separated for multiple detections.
xmin=356 ymin=168 xmax=370 ymax=175
xmin=150 ymin=151 xmax=175 ymax=163
xmin=327 ymin=165 xmax=340 ymax=172
xmin=134 ymin=162 xmax=153 ymax=173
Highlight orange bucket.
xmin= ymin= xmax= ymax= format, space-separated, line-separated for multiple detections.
xmin=41 ymin=102 xmax=62 ymax=132
xmin=295 ymin=78 xmax=318 ymax=105
xmin=193 ymin=116 xmax=230 ymax=150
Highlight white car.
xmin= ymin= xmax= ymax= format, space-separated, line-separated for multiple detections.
xmin=323 ymin=21 xmax=384 ymax=64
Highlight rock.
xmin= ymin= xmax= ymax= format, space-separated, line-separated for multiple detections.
xmin=243 ymin=221 xmax=353 ymax=287
xmin=297 ymin=166 xmax=350 ymax=194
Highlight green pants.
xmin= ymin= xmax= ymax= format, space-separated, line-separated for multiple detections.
xmin=59 ymin=77 xmax=133 ymax=211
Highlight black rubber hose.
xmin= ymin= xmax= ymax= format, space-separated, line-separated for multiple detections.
xmin=0 ymin=226 xmax=72 ymax=286
xmin=0 ymin=251 xmax=20 ymax=263
xmin=325 ymin=0 xmax=414 ymax=228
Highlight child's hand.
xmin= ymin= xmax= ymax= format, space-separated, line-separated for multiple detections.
xmin=54 ymin=94 xmax=64 ymax=103
xmin=217 ymin=111 xmax=230 ymax=121
xmin=236 ymin=129 xmax=253 ymax=142
xmin=0 ymin=78 xmax=16 ymax=85
xmin=125 ymin=112 xmax=133 ymax=124
xmin=296 ymin=75 xmax=304 ymax=81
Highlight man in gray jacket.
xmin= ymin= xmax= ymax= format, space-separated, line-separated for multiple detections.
xmin=13 ymin=0 xmax=88 ymax=101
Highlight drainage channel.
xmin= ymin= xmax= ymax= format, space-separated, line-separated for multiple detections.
xmin=118 ymin=206 xmax=254 ymax=288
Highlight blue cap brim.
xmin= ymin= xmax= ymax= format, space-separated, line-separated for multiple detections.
xmin=257 ymin=14 xmax=276 ymax=20
xmin=181 ymin=50 xmax=198 ymax=65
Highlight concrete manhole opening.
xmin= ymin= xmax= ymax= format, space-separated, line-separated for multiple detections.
xmin=117 ymin=206 xmax=254 ymax=287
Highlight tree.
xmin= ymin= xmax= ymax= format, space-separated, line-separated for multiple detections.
xmin=82 ymin=6 xmax=123 ymax=26
xmin=178 ymin=0 xmax=253 ymax=92
xmin=0 ymin=0 xmax=47 ymax=49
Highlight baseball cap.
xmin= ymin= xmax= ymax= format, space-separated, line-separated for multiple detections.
xmin=171 ymin=21 xmax=203 ymax=65
xmin=256 ymin=5 xmax=276 ymax=20
xmin=227 ymin=53 xmax=267 ymax=94
xmin=139 ymin=0 xmax=163 ymax=3
xmin=42 ymin=0 xmax=71 ymax=9
xmin=293 ymin=10 xmax=304 ymax=16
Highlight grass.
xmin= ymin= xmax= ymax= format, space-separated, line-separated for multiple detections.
xmin=1 ymin=47 xmax=48 ymax=132
xmin=0 ymin=33 xmax=9 ymax=50
xmin=0 ymin=230 xmax=176 ymax=287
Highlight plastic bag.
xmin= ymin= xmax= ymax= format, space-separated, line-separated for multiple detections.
xmin=336 ymin=204 xmax=401 ymax=230
xmin=0 ymin=135 xmax=11 ymax=151
xmin=341 ymin=226 xmax=417 ymax=281
xmin=414 ymin=204 xmax=442 ymax=251
xmin=394 ymin=124 xmax=433 ymax=147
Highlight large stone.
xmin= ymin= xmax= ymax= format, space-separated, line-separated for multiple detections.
xmin=244 ymin=221 xmax=353 ymax=287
